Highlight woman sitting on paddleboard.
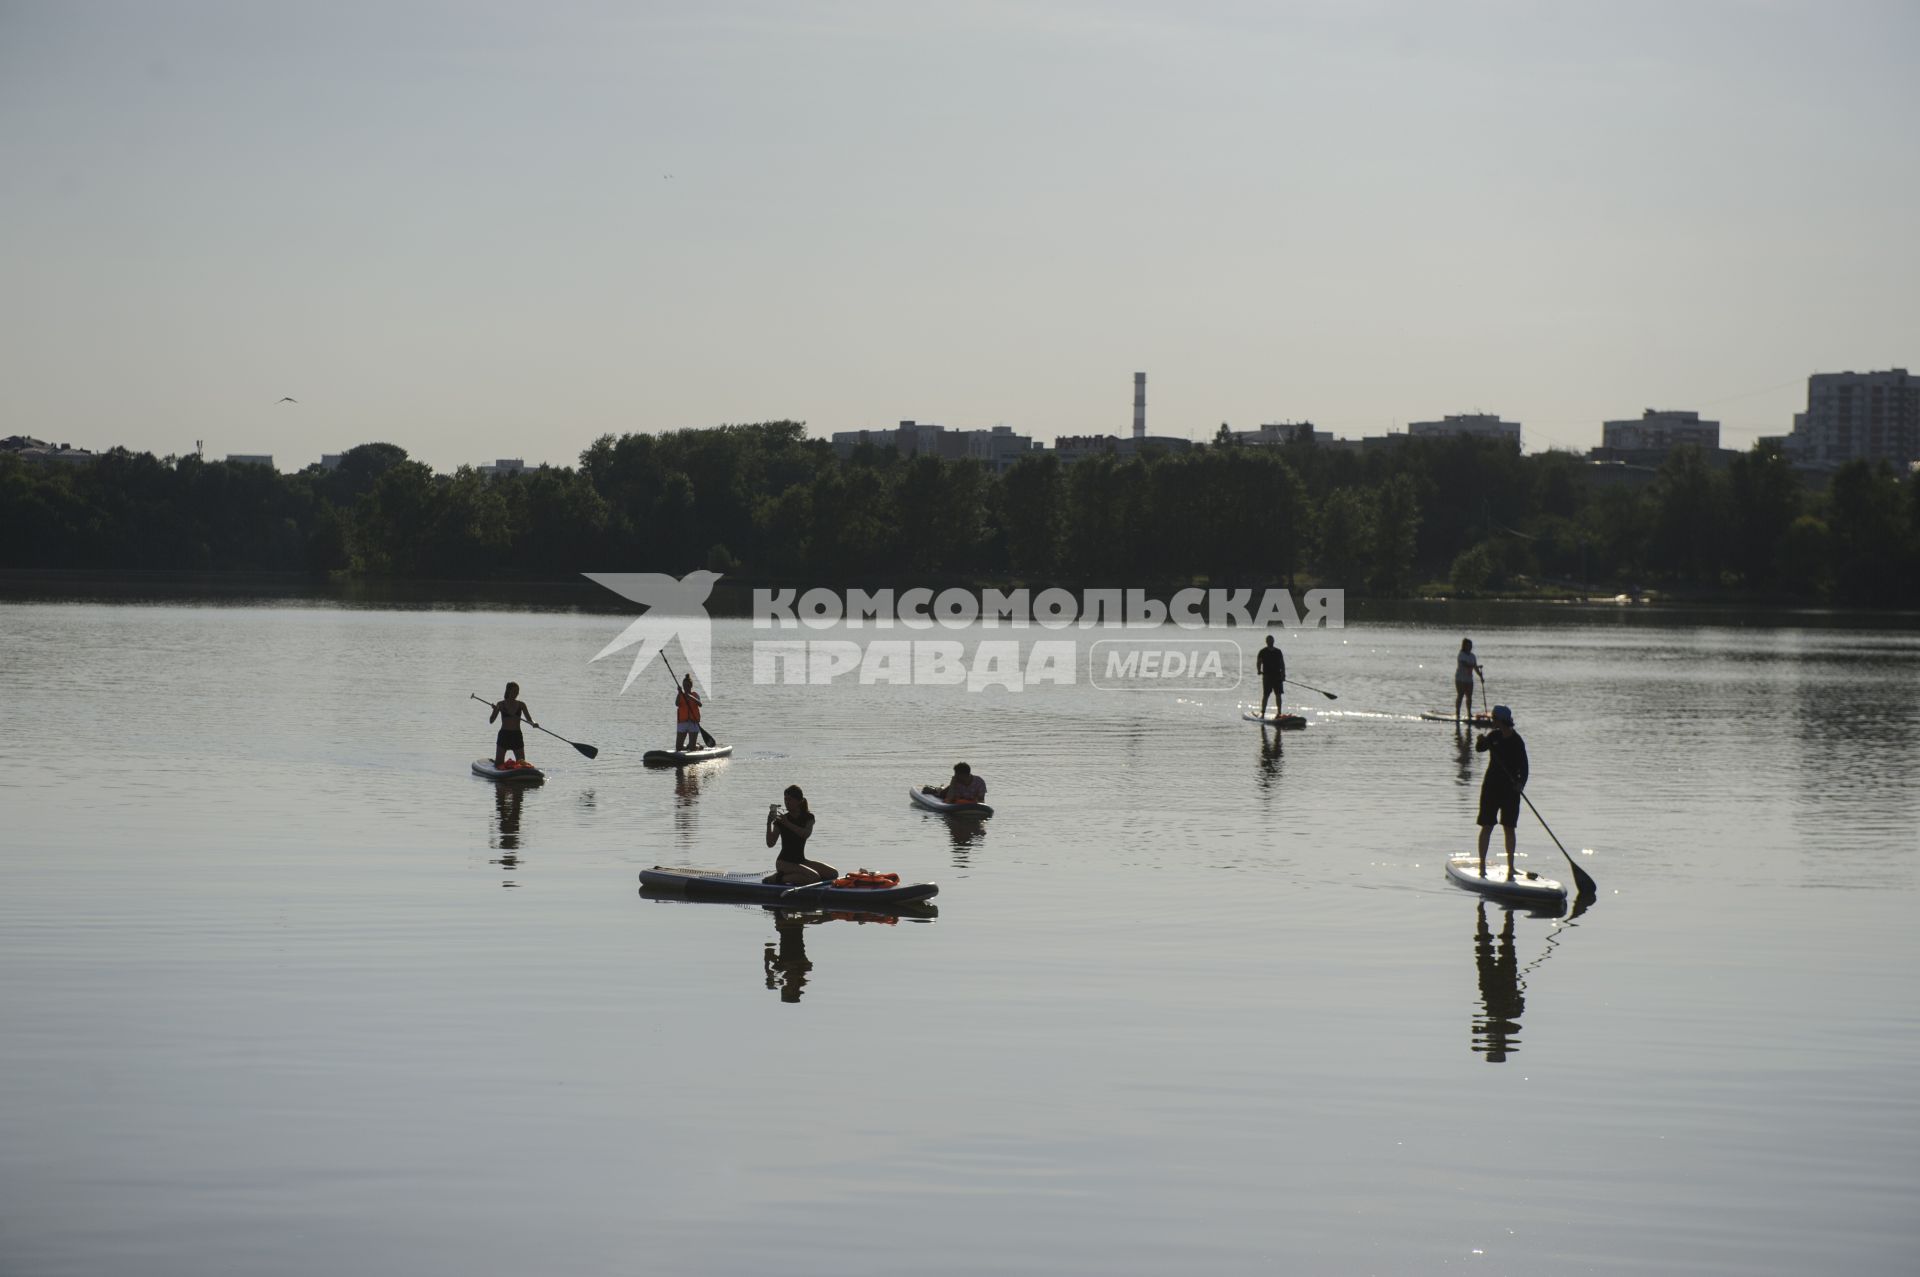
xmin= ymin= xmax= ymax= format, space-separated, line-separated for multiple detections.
xmin=924 ymin=762 xmax=986 ymax=804
xmin=768 ymin=785 xmax=837 ymax=885
xmin=674 ymin=673 xmax=703 ymax=750
xmin=489 ymin=682 xmax=537 ymax=766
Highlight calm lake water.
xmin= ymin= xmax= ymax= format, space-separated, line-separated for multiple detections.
xmin=3 ymin=598 xmax=1917 ymax=1276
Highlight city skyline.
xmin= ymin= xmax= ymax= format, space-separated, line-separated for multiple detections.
xmin=3 ymin=1 xmax=1916 ymax=473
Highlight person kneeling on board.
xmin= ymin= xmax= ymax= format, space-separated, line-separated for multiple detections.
xmin=1256 ymin=634 xmax=1286 ymax=719
xmin=768 ymin=785 xmax=838 ymax=885
xmin=1474 ymin=705 xmax=1529 ymax=880
xmin=489 ymin=682 xmax=538 ymax=766
xmin=674 ymin=673 xmax=704 ymax=751
xmin=923 ymin=762 xmax=986 ymax=804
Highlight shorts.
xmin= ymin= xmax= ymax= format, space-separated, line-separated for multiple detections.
xmin=1455 ymin=678 xmax=1475 ymax=694
xmin=676 ymin=720 xmax=700 ymax=734
xmin=496 ymin=729 xmax=525 ymax=754
xmin=1262 ymin=673 xmax=1284 ymax=690
xmin=1477 ymin=788 xmax=1519 ymax=828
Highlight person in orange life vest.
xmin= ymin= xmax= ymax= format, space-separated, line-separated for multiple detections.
xmin=488 ymin=681 xmax=537 ymax=766
xmin=924 ymin=761 xmax=986 ymax=804
xmin=674 ymin=673 xmax=703 ymax=750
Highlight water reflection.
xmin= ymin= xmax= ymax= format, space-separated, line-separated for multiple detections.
xmin=486 ymin=782 xmax=541 ymax=887
xmin=672 ymin=764 xmax=710 ymax=851
xmin=1255 ymin=723 xmax=1284 ymax=792
xmin=761 ymin=904 xmax=938 ymax=1004
xmin=1471 ymin=902 xmax=1524 ymax=1062
xmin=1468 ymin=894 xmax=1587 ymax=1062
xmin=935 ymin=813 xmax=988 ymax=867
xmin=1453 ymin=724 xmax=1474 ymax=787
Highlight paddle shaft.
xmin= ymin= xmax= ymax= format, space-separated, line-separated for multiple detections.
xmin=470 ymin=693 xmax=598 ymax=759
xmin=1287 ymin=679 xmax=1338 ymax=701
xmin=1488 ymin=751 xmax=1597 ymax=896
xmin=660 ymin=654 xmax=718 ymax=748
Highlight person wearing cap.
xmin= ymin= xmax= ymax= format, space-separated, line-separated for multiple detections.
xmin=924 ymin=762 xmax=986 ymax=805
xmin=1474 ymin=705 xmax=1529 ymax=879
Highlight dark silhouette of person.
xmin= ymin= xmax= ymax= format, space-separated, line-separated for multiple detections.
xmin=1472 ymin=901 xmax=1525 ymax=1062
xmin=763 ymin=911 xmax=813 ymax=1003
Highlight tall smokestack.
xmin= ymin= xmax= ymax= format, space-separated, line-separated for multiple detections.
xmin=1133 ymin=372 xmax=1146 ymax=439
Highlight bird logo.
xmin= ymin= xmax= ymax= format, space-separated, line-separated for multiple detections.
xmin=583 ymin=571 xmax=723 ymax=693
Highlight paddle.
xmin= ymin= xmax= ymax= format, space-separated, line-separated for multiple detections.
xmin=470 ymin=693 xmax=598 ymax=759
xmin=659 ymin=653 xmax=718 ymax=749
xmin=1286 ymin=679 xmax=1338 ymax=701
xmin=1488 ymin=752 xmax=1596 ymax=897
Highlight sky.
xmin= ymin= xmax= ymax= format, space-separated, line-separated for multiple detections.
xmin=3 ymin=0 xmax=1916 ymax=472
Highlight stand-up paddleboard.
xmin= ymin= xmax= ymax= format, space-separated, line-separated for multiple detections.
xmin=1243 ymin=711 xmax=1308 ymax=730
xmin=639 ymin=866 xmax=939 ymax=907
xmin=908 ymin=787 xmax=994 ymax=817
xmin=472 ymin=758 xmax=544 ymax=781
xmin=1444 ymin=853 xmax=1566 ymax=903
xmin=642 ymin=744 xmax=734 ymax=766
xmin=1421 ymin=711 xmax=1495 ymax=726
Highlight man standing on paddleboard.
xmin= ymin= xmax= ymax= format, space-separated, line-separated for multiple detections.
xmin=674 ymin=673 xmax=703 ymax=751
xmin=1454 ymin=638 xmax=1486 ymax=723
xmin=1256 ymin=634 xmax=1286 ymax=719
xmin=489 ymin=682 xmax=537 ymax=766
xmin=1474 ymin=705 xmax=1529 ymax=880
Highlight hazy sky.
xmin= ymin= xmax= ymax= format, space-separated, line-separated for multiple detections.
xmin=3 ymin=0 xmax=1915 ymax=471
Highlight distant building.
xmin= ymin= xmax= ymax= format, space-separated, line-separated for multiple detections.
xmin=319 ymin=454 xmax=345 ymax=471
xmin=1232 ymin=421 xmax=1332 ymax=446
xmin=830 ymin=421 xmax=1040 ymax=473
xmin=1408 ymin=413 xmax=1522 ymax=447
xmin=1781 ymin=368 xmax=1919 ymax=467
xmin=1600 ymin=409 xmax=1721 ymax=453
xmin=2 ymin=436 xmax=97 ymax=466
xmin=1050 ymin=433 xmax=1195 ymax=463
xmin=224 ymin=454 xmax=275 ymax=469
xmin=476 ymin=458 xmax=528 ymax=477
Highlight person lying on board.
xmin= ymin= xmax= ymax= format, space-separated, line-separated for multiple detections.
xmin=923 ymin=762 xmax=986 ymax=804
xmin=768 ymin=785 xmax=838 ymax=885
xmin=489 ymin=682 xmax=538 ymax=765
xmin=674 ymin=673 xmax=703 ymax=750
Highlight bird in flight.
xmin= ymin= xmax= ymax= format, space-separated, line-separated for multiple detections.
xmin=276 ymin=397 xmax=297 ymax=404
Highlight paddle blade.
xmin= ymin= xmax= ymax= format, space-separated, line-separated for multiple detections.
xmin=699 ymin=727 xmax=717 ymax=748
xmin=572 ymin=741 xmax=599 ymax=759
xmin=1570 ymin=861 xmax=1597 ymax=896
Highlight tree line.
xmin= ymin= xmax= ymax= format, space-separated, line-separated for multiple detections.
xmin=2 ymin=422 xmax=1916 ymax=605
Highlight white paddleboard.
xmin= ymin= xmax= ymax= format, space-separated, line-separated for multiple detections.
xmin=1444 ymin=853 xmax=1566 ymax=902
xmin=908 ymin=787 xmax=994 ymax=817
xmin=1243 ymin=712 xmax=1308 ymax=729
xmin=472 ymin=759 xmax=544 ymax=781
xmin=642 ymin=744 xmax=734 ymax=766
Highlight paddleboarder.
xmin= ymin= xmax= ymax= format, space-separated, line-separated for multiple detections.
xmin=488 ymin=682 xmax=538 ymax=766
xmin=923 ymin=762 xmax=986 ymax=804
xmin=1474 ymin=705 xmax=1529 ymax=880
xmin=674 ymin=673 xmax=703 ymax=751
xmin=768 ymin=785 xmax=838 ymax=885
xmin=1453 ymin=638 xmax=1486 ymax=722
xmin=1256 ymin=635 xmax=1287 ymax=720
